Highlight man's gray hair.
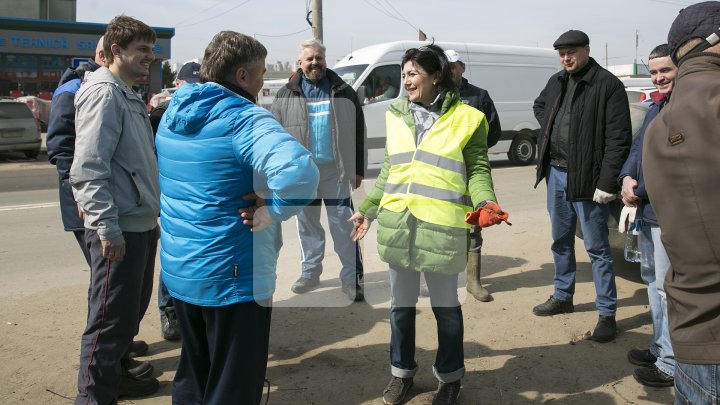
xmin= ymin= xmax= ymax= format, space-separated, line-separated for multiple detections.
xmin=298 ymin=39 xmax=326 ymax=59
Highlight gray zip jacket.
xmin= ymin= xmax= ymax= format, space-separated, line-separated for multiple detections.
xmin=70 ymin=67 xmax=160 ymax=240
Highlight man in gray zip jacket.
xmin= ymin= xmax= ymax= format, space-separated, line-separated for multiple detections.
xmin=70 ymin=16 xmax=160 ymax=404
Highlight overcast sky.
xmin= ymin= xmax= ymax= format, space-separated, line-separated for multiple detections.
xmin=77 ymin=0 xmax=701 ymax=68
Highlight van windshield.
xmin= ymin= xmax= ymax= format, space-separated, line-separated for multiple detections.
xmin=333 ymin=65 xmax=368 ymax=87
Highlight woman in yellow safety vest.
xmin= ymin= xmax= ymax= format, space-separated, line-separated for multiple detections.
xmin=350 ymin=44 xmax=505 ymax=405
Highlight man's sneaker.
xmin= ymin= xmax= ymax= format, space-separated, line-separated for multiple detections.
xmin=532 ymin=296 xmax=574 ymax=316
xmin=122 ymin=358 xmax=154 ymax=379
xmin=633 ymin=365 xmax=674 ymax=388
xmin=128 ymin=340 xmax=149 ymax=358
xmin=161 ymin=307 xmax=181 ymax=341
xmin=432 ymin=380 xmax=461 ymax=405
xmin=341 ymin=280 xmax=364 ymax=302
xmin=118 ymin=374 xmax=160 ymax=398
xmin=590 ymin=315 xmax=617 ymax=343
xmin=291 ymin=276 xmax=320 ymax=294
xmin=627 ymin=348 xmax=657 ymax=366
xmin=382 ymin=376 xmax=413 ymax=405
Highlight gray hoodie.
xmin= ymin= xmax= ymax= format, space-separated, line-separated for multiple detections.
xmin=70 ymin=67 xmax=159 ymax=240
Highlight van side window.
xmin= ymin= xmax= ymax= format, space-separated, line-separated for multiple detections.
xmin=361 ymin=65 xmax=401 ymax=104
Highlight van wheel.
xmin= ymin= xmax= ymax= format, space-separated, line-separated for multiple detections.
xmin=507 ymin=133 xmax=536 ymax=165
xmin=24 ymin=148 xmax=40 ymax=160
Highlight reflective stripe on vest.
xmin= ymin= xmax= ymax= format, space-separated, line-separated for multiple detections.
xmin=379 ymin=101 xmax=486 ymax=229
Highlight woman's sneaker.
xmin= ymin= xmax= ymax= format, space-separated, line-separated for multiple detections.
xmin=382 ymin=376 xmax=413 ymax=405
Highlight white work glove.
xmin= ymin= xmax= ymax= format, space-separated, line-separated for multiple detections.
xmin=618 ymin=205 xmax=637 ymax=233
xmin=593 ymin=188 xmax=617 ymax=204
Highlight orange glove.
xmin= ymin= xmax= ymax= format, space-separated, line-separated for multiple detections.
xmin=465 ymin=201 xmax=512 ymax=228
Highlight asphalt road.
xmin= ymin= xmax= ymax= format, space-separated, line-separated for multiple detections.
xmin=0 ymin=152 xmax=530 ymax=300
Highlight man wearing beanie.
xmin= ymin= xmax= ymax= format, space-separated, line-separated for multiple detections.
xmin=531 ymin=30 xmax=632 ymax=343
xmin=642 ymin=2 xmax=720 ymax=401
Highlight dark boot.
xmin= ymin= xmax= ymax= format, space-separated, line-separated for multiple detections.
xmin=466 ymin=252 xmax=491 ymax=302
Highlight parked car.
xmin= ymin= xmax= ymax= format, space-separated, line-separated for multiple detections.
xmin=15 ymin=95 xmax=51 ymax=132
xmin=0 ymin=99 xmax=42 ymax=159
xmin=575 ymin=101 xmax=651 ymax=251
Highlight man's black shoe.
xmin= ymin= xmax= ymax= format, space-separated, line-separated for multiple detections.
xmin=342 ymin=280 xmax=364 ymax=302
xmin=118 ymin=374 xmax=159 ymax=398
xmin=129 ymin=340 xmax=149 ymax=358
xmin=627 ymin=348 xmax=657 ymax=367
xmin=161 ymin=307 xmax=181 ymax=341
xmin=590 ymin=315 xmax=617 ymax=343
xmin=532 ymin=296 xmax=574 ymax=316
xmin=291 ymin=276 xmax=320 ymax=294
xmin=432 ymin=380 xmax=461 ymax=405
xmin=382 ymin=376 xmax=413 ymax=405
xmin=122 ymin=358 xmax=153 ymax=379
xmin=634 ymin=365 xmax=674 ymax=388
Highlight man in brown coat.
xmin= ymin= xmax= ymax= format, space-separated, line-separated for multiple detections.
xmin=642 ymin=2 xmax=720 ymax=401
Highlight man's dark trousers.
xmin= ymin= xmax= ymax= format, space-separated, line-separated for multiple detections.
xmin=172 ymin=299 xmax=272 ymax=405
xmin=75 ymin=228 xmax=157 ymax=405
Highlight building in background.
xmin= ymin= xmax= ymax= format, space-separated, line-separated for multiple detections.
xmin=0 ymin=0 xmax=173 ymax=101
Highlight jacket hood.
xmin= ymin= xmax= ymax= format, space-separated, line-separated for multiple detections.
xmin=162 ymin=82 xmax=254 ymax=135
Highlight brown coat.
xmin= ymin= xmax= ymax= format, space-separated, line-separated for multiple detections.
xmin=643 ymin=53 xmax=720 ymax=364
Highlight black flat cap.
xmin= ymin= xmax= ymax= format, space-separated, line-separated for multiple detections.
xmin=667 ymin=1 xmax=720 ymax=60
xmin=553 ymin=30 xmax=590 ymax=49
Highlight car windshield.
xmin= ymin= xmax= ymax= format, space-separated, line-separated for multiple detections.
xmin=332 ymin=65 xmax=369 ymax=87
xmin=0 ymin=103 xmax=34 ymax=119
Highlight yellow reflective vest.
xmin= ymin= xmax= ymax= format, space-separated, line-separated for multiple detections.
xmin=379 ymin=102 xmax=486 ymax=229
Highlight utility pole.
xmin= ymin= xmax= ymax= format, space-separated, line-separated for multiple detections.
xmin=605 ymin=42 xmax=608 ymax=68
xmin=312 ymin=0 xmax=323 ymax=43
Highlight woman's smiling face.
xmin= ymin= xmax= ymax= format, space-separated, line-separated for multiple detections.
xmin=402 ymin=60 xmax=438 ymax=106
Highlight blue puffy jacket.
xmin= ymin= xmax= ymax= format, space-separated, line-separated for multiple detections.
xmin=156 ymin=82 xmax=319 ymax=306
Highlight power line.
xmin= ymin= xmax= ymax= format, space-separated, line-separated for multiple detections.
xmin=361 ymin=0 xmax=418 ymax=32
xmin=176 ymin=0 xmax=254 ymax=28
xmin=174 ymin=0 xmax=231 ymax=26
xmin=255 ymin=27 xmax=311 ymax=38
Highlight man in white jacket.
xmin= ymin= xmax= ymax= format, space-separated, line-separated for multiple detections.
xmin=70 ymin=15 xmax=160 ymax=404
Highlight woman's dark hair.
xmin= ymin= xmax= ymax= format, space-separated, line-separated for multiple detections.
xmin=401 ymin=43 xmax=456 ymax=92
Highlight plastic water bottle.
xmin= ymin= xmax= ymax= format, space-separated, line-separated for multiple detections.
xmin=624 ymin=219 xmax=642 ymax=263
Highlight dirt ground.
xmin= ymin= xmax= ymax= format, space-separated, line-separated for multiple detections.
xmin=0 ymin=166 xmax=675 ymax=404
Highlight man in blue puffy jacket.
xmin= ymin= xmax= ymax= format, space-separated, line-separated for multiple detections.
xmin=155 ymin=31 xmax=319 ymax=405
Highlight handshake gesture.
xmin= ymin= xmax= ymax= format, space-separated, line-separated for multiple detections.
xmin=465 ymin=201 xmax=512 ymax=228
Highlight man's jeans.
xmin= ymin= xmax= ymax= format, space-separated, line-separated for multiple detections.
xmin=389 ymin=266 xmax=464 ymax=383
xmin=296 ymin=163 xmax=363 ymax=285
xmin=675 ymin=362 xmax=720 ymax=405
xmin=546 ymin=166 xmax=617 ymax=316
xmin=639 ymin=225 xmax=675 ymax=377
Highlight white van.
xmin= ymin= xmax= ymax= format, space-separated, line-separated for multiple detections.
xmin=331 ymin=41 xmax=560 ymax=168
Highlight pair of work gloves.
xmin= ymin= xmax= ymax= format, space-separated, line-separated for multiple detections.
xmin=465 ymin=201 xmax=512 ymax=228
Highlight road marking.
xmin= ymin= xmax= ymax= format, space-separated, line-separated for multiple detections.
xmin=0 ymin=202 xmax=59 ymax=212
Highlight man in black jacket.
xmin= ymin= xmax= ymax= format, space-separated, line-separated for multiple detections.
xmin=270 ymin=39 xmax=366 ymax=302
xmin=531 ymin=30 xmax=631 ymax=343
